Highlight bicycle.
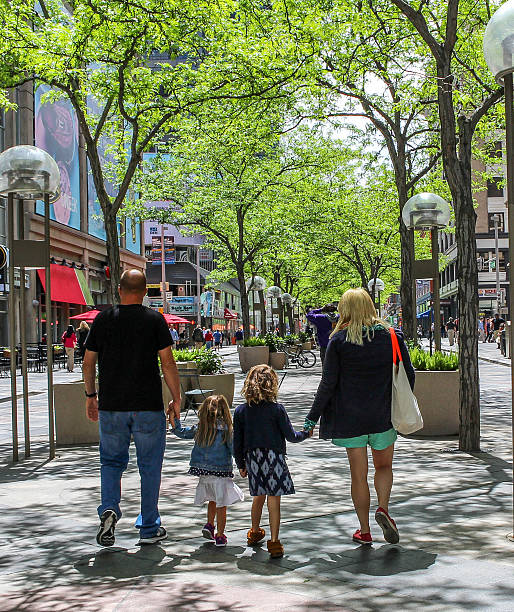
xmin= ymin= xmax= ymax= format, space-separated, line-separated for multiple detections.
xmin=284 ymin=343 xmax=317 ymax=368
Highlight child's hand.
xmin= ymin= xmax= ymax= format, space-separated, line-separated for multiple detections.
xmin=168 ymin=414 xmax=175 ymax=429
xmin=239 ymin=468 xmax=247 ymax=478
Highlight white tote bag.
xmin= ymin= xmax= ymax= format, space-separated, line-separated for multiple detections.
xmin=389 ymin=328 xmax=423 ymax=435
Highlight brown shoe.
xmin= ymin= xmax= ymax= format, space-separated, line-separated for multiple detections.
xmin=267 ymin=540 xmax=284 ymax=558
xmin=247 ymin=528 xmax=265 ymax=546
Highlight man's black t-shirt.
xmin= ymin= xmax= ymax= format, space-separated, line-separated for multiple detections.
xmin=446 ymin=321 xmax=455 ymax=330
xmin=85 ymin=305 xmax=172 ymax=412
xmin=493 ymin=317 xmax=505 ymax=330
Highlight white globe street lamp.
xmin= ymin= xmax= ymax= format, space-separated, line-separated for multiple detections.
xmin=0 ymin=145 xmax=61 ymax=463
xmin=484 ymin=0 xmax=514 ymax=543
xmin=246 ymin=276 xmax=267 ymax=335
xmin=402 ymin=193 xmax=451 ymax=352
xmin=367 ymin=278 xmax=385 ymax=316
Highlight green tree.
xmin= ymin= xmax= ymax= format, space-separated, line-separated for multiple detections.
xmin=0 ymin=0 xmax=316 ymax=302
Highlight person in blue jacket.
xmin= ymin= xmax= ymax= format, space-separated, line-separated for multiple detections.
xmin=306 ymin=304 xmax=339 ymax=365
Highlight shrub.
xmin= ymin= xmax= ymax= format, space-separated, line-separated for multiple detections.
xmin=263 ymin=333 xmax=284 ymax=353
xmin=242 ymin=337 xmax=267 ymax=347
xmin=409 ymin=348 xmax=459 ymax=371
xmin=173 ymin=348 xmax=199 ymax=362
xmin=298 ymin=331 xmax=309 ymax=343
xmin=194 ymin=349 xmax=224 ymax=375
xmin=284 ymin=334 xmax=299 ymax=346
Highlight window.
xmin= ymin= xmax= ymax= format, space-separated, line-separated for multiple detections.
xmin=487 ymin=177 xmax=504 ymax=198
xmin=489 ymin=141 xmax=503 ymax=160
xmin=488 ymin=212 xmax=505 ymax=232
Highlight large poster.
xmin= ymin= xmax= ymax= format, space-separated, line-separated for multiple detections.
xmin=35 ymin=85 xmax=80 ymax=229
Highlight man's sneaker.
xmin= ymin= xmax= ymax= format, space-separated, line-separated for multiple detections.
xmin=136 ymin=527 xmax=167 ymax=546
xmin=96 ymin=510 xmax=118 ymax=547
xmin=352 ymin=529 xmax=372 ymax=545
xmin=215 ymin=534 xmax=227 ymax=547
xmin=375 ymin=507 xmax=400 ymax=544
xmin=202 ymin=523 xmax=215 ymax=541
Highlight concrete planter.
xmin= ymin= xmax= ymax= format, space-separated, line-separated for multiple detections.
xmin=413 ymin=370 xmax=460 ymax=436
xmin=269 ymin=351 xmax=287 ymax=370
xmin=198 ymin=373 xmax=235 ymax=406
xmin=54 ymin=381 xmax=99 ymax=445
xmin=163 ymin=362 xmax=198 ymax=411
xmin=238 ymin=346 xmax=270 ymax=373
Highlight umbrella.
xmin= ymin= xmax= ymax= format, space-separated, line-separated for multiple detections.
xmin=162 ymin=313 xmax=194 ymax=325
xmin=69 ymin=309 xmax=101 ymax=323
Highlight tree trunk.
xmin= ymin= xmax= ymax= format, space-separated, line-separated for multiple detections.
xmin=258 ymin=289 xmax=267 ymax=333
xmin=104 ymin=211 xmax=121 ymax=305
xmin=286 ymin=304 xmax=294 ymax=332
xmin=277 ymin=297 xmax=286 ymax=336
xmin=399 ymin=221 xmax=415 ymax=338
xmin=237 ymin=268 xmax=251 ymax=340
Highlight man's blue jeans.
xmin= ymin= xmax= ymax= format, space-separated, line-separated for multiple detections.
xmin=98 ymin=410 xmax=166 ymax=539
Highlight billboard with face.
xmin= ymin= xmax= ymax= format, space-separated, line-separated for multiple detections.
xmin=35 ymin=85 xmax=80 ymax=229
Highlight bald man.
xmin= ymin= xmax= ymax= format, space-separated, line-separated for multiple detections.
xmin=83 ymin=269 xmax=181 ymax=547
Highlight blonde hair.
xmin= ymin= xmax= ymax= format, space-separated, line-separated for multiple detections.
xmin=79 ymin=321 xmax=90 ymax=331
xmin=242 ymin=364 xmax=278 ymax=405
xmin=195 ymin=395 xmax=233 ymax=447
xmin=330 ymin=287 xmax=390 ymax=345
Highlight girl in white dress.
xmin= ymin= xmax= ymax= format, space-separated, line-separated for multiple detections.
xmin=171 ymin=394 xmax=243 ymax=547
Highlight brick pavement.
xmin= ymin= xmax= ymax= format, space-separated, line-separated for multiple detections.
xmin=0 ymin=347 xmax=512 ymax=610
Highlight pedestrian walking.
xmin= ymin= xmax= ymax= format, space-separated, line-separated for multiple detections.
xmin=204 ymin=329 xmax=214 ymax=350
xmin=213 ymin=329 xmax=222 ymax=351
xmin=193 ymin=325 xmax=205 ymax=349
xmin=77 ymin=321 xmax=89 ymax=359
xmin=306 ymin=304 xmax=339 ymax=365
xmin=62 ymin=325 xmax=77 ymax=372
xmin=170 ymin=326 xmax=179 ymax=348
xmin=304 ymin=288 xmax=415 ymax=546
xmin=492 ymin=313 xmax=505 ymax=343
xmin=235 ymin=328 xmax=244 ymax=347
xmin=478 ymin=318 xmax=485 ymax=342
xmin=445 ymin=317 xmax=456 ymax=346
xmin=83 ymin=270 xmax=181 ymax=548
xmin=170 ymin=395 xmax=244 ymax=547
xmin=233 ymin=365 xmax=312 ymax=559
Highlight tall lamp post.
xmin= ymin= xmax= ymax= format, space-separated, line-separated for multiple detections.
xmin=0 ymin=145 xmax=60 ymax=462
xmin=281 ymin=293 xmax=293 ymax=333
xmin=492 ymin=214 xmax=502 ymax=315
xmin=267 ymin=286 xmax=282 ymax=333
xmin=402 ymin=193 xmax=451 ymax=352
xmin=484 ymin=0 xmax=514 ymax=542
xmin=367 ymin=278 xmax=385 ymax=316
xmin=246 ymin=276 xmax=267 ymax=334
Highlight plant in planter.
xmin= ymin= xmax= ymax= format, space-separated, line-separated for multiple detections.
xmin=239 ymin=336 xmax=269 ymax=372
xmin=409 ymin=348 xmax=459 ymax=436
xmin=284 ymin=334 xmax=299 ymax=346
xmin=298 ymin=330 xmax=312 ymax=349
xmin=173 ymin=348 xmax=200 ymax=363
xmin=194 ymin=349 xmax=235 ymax=406
xmin=265 ymin=333 xmax=287 ymax=369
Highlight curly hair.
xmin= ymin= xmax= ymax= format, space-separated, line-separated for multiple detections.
xmin=242 ymin=364 xmax=278 ymax=405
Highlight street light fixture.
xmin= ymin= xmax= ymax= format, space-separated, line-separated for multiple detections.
xmin=0 ymin=145 xmax=60 ymax=462
xmin=367 ymin=278 xmax=385 ymax=316
xmin=484 ymin=0 xmax=514 ymax=543
xmin=403 ymin=192 xmax=451 ymax=352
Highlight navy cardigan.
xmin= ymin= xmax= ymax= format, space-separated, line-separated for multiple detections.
xmin=233 ymin=401 xmax=308 ymax=470
xmin=306 ymin=328 xmax=415 ymax=439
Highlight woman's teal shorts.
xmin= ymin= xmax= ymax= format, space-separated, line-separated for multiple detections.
xmin=332 ymin=428 xmax=397 ymax=450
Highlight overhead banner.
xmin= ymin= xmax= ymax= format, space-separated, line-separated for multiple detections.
xmin=151 ymin=235 xmax=175 ymax=265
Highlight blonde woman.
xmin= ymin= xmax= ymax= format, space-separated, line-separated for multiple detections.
xmin=305 ymin=288 xmax=415 ymax=546
xmin=77 ymin=321 xmax=90 ymax=358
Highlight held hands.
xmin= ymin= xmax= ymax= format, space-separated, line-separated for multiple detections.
xmin=86 ymin=397 xmax=99 ymax=422
xmin=167 ymin=399 xmax=181 ymax=428
xmin=239 ymin=468 xmax=248 ymax=478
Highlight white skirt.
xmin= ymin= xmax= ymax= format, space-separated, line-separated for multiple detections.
xmin=194 ymin=475 xmax=244 ymax=507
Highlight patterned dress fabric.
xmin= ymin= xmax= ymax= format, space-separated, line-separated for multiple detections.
xmin=245 ymin=447 xmax=295 ymax=496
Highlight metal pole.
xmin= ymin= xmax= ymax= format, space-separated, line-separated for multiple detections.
xmin=504 ymin=72 xmax=514 ymax=542
xmin=252 ymin=291 xmax=256 ymax=335
xmin=161 ymin=224 xmax=167 ymax=314
xmin=411 ymin=230 xmax=418 ymax=343
xmin=196 ymin=245 xmax=201 ymax=326
xmin=7 ymin=193 xmax=18 ymax=462
xmin=18 ymin=200 xmax=30 ymax=458
xmin=494 ymin=215 xmax=501 ymax=314
xmin=45 ymin=194 xmax=55 ymax=460
xmin=432 ymin=229 xmax=441 ymax=352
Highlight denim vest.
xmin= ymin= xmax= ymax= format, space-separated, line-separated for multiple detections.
xmin=172 ymin=419 xmax=233 ymax=473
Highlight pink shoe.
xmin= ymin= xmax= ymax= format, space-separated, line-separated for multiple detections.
xmin=202 ymin=523 xmax=215 ymax=541
xmin=375 ymin=507 xmax=400 ymax=544
xmin=215 ymin=534 xmax=227 ymax=547
xmin=352 ymin=529 xmax=372 ymax=545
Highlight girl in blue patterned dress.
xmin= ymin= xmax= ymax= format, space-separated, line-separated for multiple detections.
xmin=171 ymin=394 xmax=243 ymax=547
xmin=233 ymin=365 xmax=311 ymax=558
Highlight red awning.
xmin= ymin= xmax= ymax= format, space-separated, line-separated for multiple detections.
xmin=37 ymin=265 xmax=93 ymax=306
xmin=224 ymin=308 xmax=238 ymax=319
